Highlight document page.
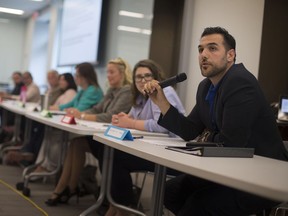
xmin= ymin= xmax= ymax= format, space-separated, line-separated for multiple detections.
xmin=77 ymin=120 xmax=109 ymax=131
xmin=139 ymin=138 xmax=186 ymax=146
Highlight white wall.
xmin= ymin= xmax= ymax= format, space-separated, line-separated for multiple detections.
xmin=94 ymin=0 xmax=154 ymax=92
xmin=23 ymin=16 xmax=35 ymax=72
xmin=28 ymin=8 xmax=57 ymax=93
xmin=178 ymin=0 xmax=265 ymax=112
xmin=29 ymin=20 xmax=49 ymax=91
xmin=52 ymin=0 xmax=154 ymax=93
xmin=0 ymin=18 xmax=26 ymax=85
xmin=107 ymin=0 xmax=153 ymax=67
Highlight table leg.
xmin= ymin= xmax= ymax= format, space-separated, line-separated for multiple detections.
xmin=1 ymin=108 xmax=8 ymax=128
xmin=0 ymin=113 xmax=22 ymax=147
xmin=23 ymin=127 xmax=69 ymax=188
xmin=79 ymin=145 xmax=110 ymax=216
xmin=0 ymin=114 xmax=23 ymax=160
xmin=22 ymin=118 xmax=31 ymax=146
xmin=150 ymin=164 xmax=167 ymax=216
xmin=106 ymin=147 xmax=146 ymax=216
xmin=80 ymin=146 xmax=147 ymax=216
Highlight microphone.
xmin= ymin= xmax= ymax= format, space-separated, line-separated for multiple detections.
xmin=159 ymin=73 xmax=187 ymax=88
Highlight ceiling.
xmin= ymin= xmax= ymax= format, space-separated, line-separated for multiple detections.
xmin=0 ymin=0 xmax=52 ymax=20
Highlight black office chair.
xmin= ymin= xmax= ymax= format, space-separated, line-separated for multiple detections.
xmin=274 ymin=203 xmax=288 ymax=216
xmin=132 ymin=171 xmax=150 ymax=210
xmin=132 ymin=171 xmax=175 ymax=212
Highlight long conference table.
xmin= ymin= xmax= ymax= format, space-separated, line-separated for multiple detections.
xmin=24 ymin=111 xmax=169 ymax=216
xmin=0 ymin=100 xmax=36 ymax=148
xmin=91 ymin=134 xmax=288 ymax=216
xmin=0 ymin=100 xmax=169 ymax=215
xmin=1 ymin=100 xmax=288 ymax=216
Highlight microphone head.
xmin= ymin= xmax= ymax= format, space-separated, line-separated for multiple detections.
xmin=159 ymin=72 xmax=187 ymax=88
xmin=176 ymin=73 xmax=187 ymax=82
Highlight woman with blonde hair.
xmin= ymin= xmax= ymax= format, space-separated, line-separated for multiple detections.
xmin=45 ymin=57 xmax=133 ymax=206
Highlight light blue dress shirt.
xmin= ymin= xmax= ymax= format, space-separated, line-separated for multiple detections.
xmin=129 ymin=86 xmax=185 ymax=134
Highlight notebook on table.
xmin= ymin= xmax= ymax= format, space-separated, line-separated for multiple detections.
xmin=166 ymin=142 xmax=254 ymax=158
xmin=165 ymin=146 xmax=254 ymax=157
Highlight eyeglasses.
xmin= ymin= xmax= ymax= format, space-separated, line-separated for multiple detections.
xmin=135 ymin=73 xmax=153 ymax=82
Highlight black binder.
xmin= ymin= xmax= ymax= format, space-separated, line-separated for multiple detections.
xmin=186 ymin=141 xmax=224 ymax=147
xmin=165 ymin=146 xmax=254 ymax=158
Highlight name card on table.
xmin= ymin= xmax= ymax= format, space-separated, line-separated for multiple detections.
xmin=61 ymin=115 xmax=76 ymax=124
xmin=40 ymin=110 xmax=52 ymax=118
xmin=104 ymin=125 xmax=133 ymax=141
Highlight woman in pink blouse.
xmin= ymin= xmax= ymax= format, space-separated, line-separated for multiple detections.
xmin=51 ymin=73 xmax=77 ymax=107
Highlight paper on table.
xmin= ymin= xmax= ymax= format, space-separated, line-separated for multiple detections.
xmin=75 ymin=119 xmax=171 ymax=139
xmin=129 ymin=129 xmax=169 ymax=137
xmin=138 ymin=138 xmax=186 ymax=146
xmin=49 ymin=110 xmax=66 ymax=115
xmin=77 ymin=120 xmax=110 ymax=131
xmin=78 ymin=120 xmax=169 ymax=137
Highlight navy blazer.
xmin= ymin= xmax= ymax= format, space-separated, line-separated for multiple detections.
xmin=159 ymin=63 xmax=288 ymax=161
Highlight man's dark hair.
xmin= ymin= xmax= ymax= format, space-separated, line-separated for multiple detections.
xmin=201 ymin=27 xmax=236 ymax=53
xmin=13 ymin=71 xmax=22 ymax=77
xmin=23 ymin=71 xmax=33 ymax=80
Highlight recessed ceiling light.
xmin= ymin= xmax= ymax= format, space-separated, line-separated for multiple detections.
xmin=118 ymin=25 xmax=141 ymax=33
xmin=119 ymin=10 xmax=144 ymax=18
xmin=0 ymin=7 xmax=24 ymax=15
xmin=117 ymin=25 xmax=151 ymax=35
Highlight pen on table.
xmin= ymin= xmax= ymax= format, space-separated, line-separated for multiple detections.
xmin=133 ymin=136 xmax=144 ymax=139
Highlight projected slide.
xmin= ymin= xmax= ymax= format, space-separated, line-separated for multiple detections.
xmin=58 ymin=0 xmax=103 ymax=66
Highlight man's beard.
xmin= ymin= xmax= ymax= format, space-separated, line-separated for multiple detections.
xmin=201 ymin=60 xmax=228 ymax=79
xmin=204 ymin=66 xmax=226 ymax=78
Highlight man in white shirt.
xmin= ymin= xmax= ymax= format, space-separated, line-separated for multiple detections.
xmin=46 ymin=70 xmax=62 ymax=106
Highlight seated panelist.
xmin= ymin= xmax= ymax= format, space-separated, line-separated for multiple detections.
xmin=31 ymin=63 xmax=103 ymax=173
xmin=45 ymin=57 xmax=134 ymax=206
xmin=88 ymin=59 xmax=186 ymax=216
xmin=144 ymin=27 xmax=288 ymax=216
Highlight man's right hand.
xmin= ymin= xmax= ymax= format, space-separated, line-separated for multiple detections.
xmin=143 ymin=80 xmax=171 ymax=115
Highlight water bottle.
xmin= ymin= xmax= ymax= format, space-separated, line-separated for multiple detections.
xmin=44 ymin=92 xmax=49 ymax=110
xmin=20 ymin=86 xmax=27 ymax=106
